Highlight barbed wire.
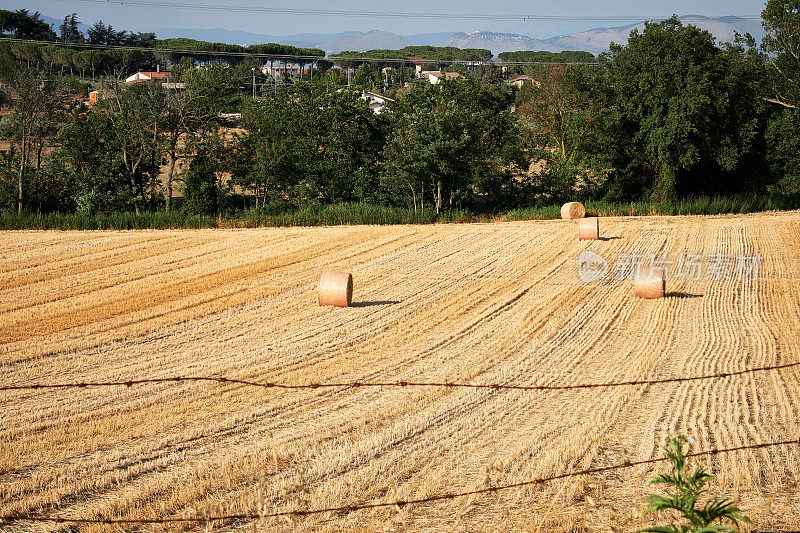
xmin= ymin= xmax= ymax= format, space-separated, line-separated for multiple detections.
xmin=2 ymin=360 xmax=798 ymax=393
xmin=2 ymin=438 xmax=796 ymax=525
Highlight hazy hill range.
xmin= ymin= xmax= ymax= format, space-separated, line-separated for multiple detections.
xmin=149 ymin=28 xmax=359 ymax=48
xmin=546 ymin=15 xmax=765 ymax=54
xmin=443 ymin=31 xmax=567 ymax=55
xmin=38 ymin=12 xmax=765 ymax=55
xmin=318 ymin=30 xmax=411 ymax=54
xmin=151 ymin=16 xmax=763 ymax=55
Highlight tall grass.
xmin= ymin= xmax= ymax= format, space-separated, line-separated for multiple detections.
xmin=502 ymin=194 xmax=800 ymax=221
xmin=1 ymin=195 xmax=798 ymax=230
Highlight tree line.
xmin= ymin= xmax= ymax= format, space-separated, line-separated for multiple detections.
xmin=0 ymin=3 xmax=798 ymax=218
xmin=0 ymin=9 xmax=326 ymax=79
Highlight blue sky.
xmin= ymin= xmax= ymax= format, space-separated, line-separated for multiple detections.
xmin=3 ymin=0 xmax=769 ymax=37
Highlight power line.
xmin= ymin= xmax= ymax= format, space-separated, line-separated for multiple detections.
xmin=2 ymin=438 xmax=796 ymax=524
xmin=2 ymin=360 xmax=798 ymax=392
xmin=45 ymin=0 xmax=763 ymax=21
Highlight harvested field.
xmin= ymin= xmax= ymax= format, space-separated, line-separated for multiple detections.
xmin=1 ymin=212 xmax=800 ymax=532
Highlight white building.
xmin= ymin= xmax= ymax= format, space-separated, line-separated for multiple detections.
xmin=125 ymin=71 xmax=172 ymax=83
xmin=361 ymin=91 xmax=394 ymax=114
xmin=423 ymin=71 xmax=461 ymax=85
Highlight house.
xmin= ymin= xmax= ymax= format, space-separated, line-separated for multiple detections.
xmin=424 ymin=71 xmax=461 ymax=85
xmin=407 ymin=56 xmax=430 ymax=76
xmin=509 ymin=75 xmax=539 ymax=88
xmin=125 ymin=71 xmax=172 ymax=83
xmin=260 ymin=65 xmax=301 ymax=77
xmin=361 ymin=91 xmax=394 ymax=114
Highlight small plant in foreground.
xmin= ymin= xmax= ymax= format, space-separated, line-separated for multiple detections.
xmin=639 ymin=434 xmax=751 ymax=533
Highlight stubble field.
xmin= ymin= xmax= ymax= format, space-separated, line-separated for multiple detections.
xmin=1 ymin=212 xmax=799 ymax=532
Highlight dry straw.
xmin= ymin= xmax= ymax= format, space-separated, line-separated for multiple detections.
xmin=319 ymin=271 xmax=353 ymax=307
xmin=561 ymin=202 xmax=586 ymax=219
xmin=578 ymin=217 xmax=599 ymax=240
xmin=634 ymin=266 xmax=666 ymax=299
xmin=3 ymin=439 xmax=797 ymax=525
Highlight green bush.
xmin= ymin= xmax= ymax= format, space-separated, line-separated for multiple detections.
xmin=639 ymin=434 xmax=750 ymax=533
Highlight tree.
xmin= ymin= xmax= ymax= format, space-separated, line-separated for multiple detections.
xmin=182 ymin=138 xmax=225 ymax=215
xmin=351 ymin=64 xmax=381 ymax=91
xmin=516 ymin=64 xmax=609 ymax=202
xmin=87 ymin=21 xmax=123 ymax=46
xmin=235 ymin=82 xmax=385 ymax=208
xmin=103 ymin=80 xmax=166 ymax=214
xmin=59 ymin=13 xmax=83 ymax=44
xmin=761 ymin=0 xmax=800 ymax=109
xmin=604 ymin=16 xmax=765 ymax=200
xmin=383 ymin=77 xmax=524 ymax=213
xmin=761 ymin=1 xmax=800 ymax=192
xmin=766 ymin=109 xmax=800 ymax=192
xmin=58 ymin=104 xmax=141 ymax=213
xmin=0 ymin=56 xmax=66 ymax=213
xmin=183 ymin=63 xmax=242 ymax=115
xmin=160 ymin=77 xmax=210 ymax=212
xmin=0 ymin=9 xmax=56 ymax=40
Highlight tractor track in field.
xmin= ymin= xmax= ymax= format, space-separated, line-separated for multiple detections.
xmin=1 ymin=214 xmax=800 ymax=532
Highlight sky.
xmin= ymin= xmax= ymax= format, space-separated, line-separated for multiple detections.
xmin=2 ymin=0 xmax=769 ymax=38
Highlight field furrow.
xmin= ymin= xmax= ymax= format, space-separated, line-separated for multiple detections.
xmin=1 ymin=213 xmax=799 ymax=532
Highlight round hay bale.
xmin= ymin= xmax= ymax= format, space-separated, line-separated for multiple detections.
xmin=634 ymin=266 xmax=666 ymax=299
xmin=561 ymin=202 xmax=586 ymax=219
xmin=319 ymin=271 xmax=353 ymax=307
xmin=578 ymin=217 xmax=599 ymax=240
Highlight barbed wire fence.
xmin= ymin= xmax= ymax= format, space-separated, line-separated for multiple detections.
xmin=2 ymin=360 xmax=798 ymax=392
xmin=1 ymin=360 xmax=798 ymax=527
xmin=1 ymin=439 xmax=797 ymax=526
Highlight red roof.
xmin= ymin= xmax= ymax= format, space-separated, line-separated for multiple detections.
xmin=139 ymin=72 xmax=171 ymax=79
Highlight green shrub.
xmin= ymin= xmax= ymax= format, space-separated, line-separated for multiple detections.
xmin=639 ymin=434 xmax=750 ymax=533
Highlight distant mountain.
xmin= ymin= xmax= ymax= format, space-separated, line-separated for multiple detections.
xmin=148 ymin=27 xmax=358 ymax=48
xmin=443 ymin=31 xmax=568 ymax=56
xmin=318 ymin=30 xmax=411 ymax=54
xmin=435 ymin=16 xmax=764 ymax=56
xmin=34 ymin=12 xmax=767 ymax=56
xmin=547 ymin=15 xmax=764 ymax=54
xmin=40 ymin=14 xmax=92 ymax=36
xmin=402 ymin=32 xmax=456 ymax=46
xmin=505 ymin=20 xmax=612 ymax=41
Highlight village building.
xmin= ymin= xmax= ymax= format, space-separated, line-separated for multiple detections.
xmin=125 ymin=71 xmax=172 ymax=83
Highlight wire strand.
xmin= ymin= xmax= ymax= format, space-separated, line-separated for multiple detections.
xmin=2 ymin=438 xmax=796 ymax=524
xmin=2 ymin=361 xmax=798 ymax=392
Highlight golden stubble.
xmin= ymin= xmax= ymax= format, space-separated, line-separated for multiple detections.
xmin=1 ymin=214 xmax=799 ymax=532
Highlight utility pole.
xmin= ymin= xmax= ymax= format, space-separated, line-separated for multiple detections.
xmin=251 ymin=67 xmax=256 ymax=99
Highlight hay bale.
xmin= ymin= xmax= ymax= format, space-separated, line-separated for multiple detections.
xmin=561 ymin=202 xmax=586 ymax=219
xmin=634 ymin=266 xmax=666 ymax=299
xmin=319 ymin=271 xmax=353 ymax=307
xmin=578 ymin=217 xmax=599 ymax=240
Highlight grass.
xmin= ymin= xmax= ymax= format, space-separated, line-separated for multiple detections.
xmin=1 ymin=195 xmax=799 ymax=230
xmin=502 ymin=194 xmax=800 ymax=221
